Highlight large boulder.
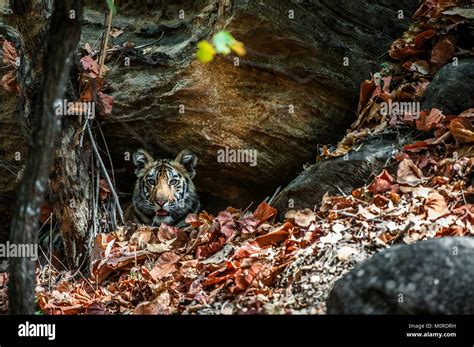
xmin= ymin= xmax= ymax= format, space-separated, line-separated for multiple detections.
xmin=327 ymin=237 xmax=474 ymax=314
xmin=422 ymin=59 xmax=474 ymax=115
xmin=89 ymin=0 xmax=418 ymax=210
xmin=272 ymin=131 xmax=413 ymax=218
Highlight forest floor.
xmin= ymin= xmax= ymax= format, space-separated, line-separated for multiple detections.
xmin=1 ymin=0 xmax=473 ymax=315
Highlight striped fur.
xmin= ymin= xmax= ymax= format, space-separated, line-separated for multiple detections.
xmin=125 ymin=149 xmax=200 ymax=227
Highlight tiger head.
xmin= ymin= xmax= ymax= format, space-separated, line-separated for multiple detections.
xmin=131 ymin=149 xmax=200 ymax=226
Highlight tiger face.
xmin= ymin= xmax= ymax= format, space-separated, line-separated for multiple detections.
xmin=129 ymin=149 xmax=200 ymax=226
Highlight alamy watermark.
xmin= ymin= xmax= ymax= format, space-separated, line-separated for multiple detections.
xmin=217 ymin=147 xmax=258 ymax=167
xmin=380 ymin=100 xmax=420 ymax=119
xmin=54 ymin=98 xmax=96 ymax=118
xmin=0 ymin=241 xmax=38 ymax=261
xmin=18 ymin=321 xmax=56 ymax=340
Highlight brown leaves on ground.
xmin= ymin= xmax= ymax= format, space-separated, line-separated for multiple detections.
xmin=449 ymin=109 xmax=474 ymax=143
xmin=37 ymin=202 xmax=315 ymax=314
xmin=321 ymin=0 xmax=472 ymax=159
xmin=36 ymin=138 xmax=474 ymax=314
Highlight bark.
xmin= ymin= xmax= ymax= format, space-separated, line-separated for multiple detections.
xmin=49 ymin=118 xmax=93 ymax=270
xmin=8 ymin=0 xmax=82 ymax=314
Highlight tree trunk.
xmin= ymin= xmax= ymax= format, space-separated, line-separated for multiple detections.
xmin=8 ymin=0 xmax=82 ymax=314
xmin=49 ymin=118 xmax=93 ymax=270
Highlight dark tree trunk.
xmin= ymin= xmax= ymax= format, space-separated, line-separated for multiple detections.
xmin=8 ymin=0 xmax=82 ymax=314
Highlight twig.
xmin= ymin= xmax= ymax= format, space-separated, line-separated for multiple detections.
xmin=87 ymin=124 xmax=124 ymax=224
xmin=331 ymin=209 xmax=385 ymax=223
xmin=98 ymin=0 xmax=114 ymax=78
xmin=267 ymin=186 xmax=281 ymax=205
xmin=49 ymin=213 xmax=52 ymax=292
xmin=391 ymin=221 xmax=414 ymax=244
xmin=97 ymin=123 xmax=116 ymax=186
xmin=242 ymin=201 xmax=254 ymax=215
xmin=336 ymin=185 xmax=348 ymax=197
xmin=92 ymin=33 xmax=166 ymax=59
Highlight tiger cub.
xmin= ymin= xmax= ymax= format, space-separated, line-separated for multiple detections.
xmin=125 ymin=149 xmax=200 ymax=227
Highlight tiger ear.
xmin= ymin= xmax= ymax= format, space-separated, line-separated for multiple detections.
xmin=175 ymin=149 xmax=197 ymax=179
xmin=133 ymin=149 xmax=153 ymax=175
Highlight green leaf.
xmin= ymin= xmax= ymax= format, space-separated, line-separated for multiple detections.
xmin=212 ymin=31 xmax=234 ymax=55
xmin=106 ymin=0 xmax=117 ymax=15
xmin=196 ymin=40 xmax=216 ymax=63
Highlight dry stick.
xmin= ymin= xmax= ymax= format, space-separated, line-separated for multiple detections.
xmin=97 ymin=124 xmax=116 ymax=186
xmin=89 ymin=146 xmax=97 ymax=247
xmin=391 ymin=221 xmax=414 ymax=244
xmin=331 ymin=209 xmax=385 ymax=223
xmin=98 ymin=0 xmax=114 ymax=78
xmin=87 ymin=125 xmax=124 ymax=224
xmin=49 ymin=212 xmax=52 ymax=292
xmin=267 ymin=186 xmax=281 ymax=205
xmin=92 ymin=33 xmax=165 ymax=59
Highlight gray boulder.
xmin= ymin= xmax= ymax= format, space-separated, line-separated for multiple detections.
xmin=422 ymin=59 xmax=474 ymax=115
xmin=272 ymin=131 xmax=414 ymax=218
xmin=327 ymin=237 xmax=474 ymax=314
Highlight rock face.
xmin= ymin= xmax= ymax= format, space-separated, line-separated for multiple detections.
xmin=422 ymin=59 xmax=474 ymax=115
xmin=327 ymin=237 xmax=474 ymax=314
xmin=272 ymin=132 xmax=412 ymax=218
xmin=90 ymin=0 xmax=418 ymax=210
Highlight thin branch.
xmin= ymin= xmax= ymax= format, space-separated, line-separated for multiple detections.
xmin=98 ymin=0 xmax=114 ymax=78
xmin=87 ymin=124 xmax=124 ymax=224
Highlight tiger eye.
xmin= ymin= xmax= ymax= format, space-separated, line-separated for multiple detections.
xmin=169 ymin=179 xmax=179 ymax=186
xmin=147 ymin=178 xmax=156 ymax=185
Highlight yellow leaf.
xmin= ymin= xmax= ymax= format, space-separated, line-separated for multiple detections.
xmin=230 ymin=40 xmax=246 ymax=56
xmin=196 ymin=41 xmax=216 ymax=63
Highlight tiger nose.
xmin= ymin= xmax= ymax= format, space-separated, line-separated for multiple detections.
xmin=157 ymin=200 xmax=165 ymax=207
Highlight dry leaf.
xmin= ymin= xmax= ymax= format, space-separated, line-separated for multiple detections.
xmin=397 ymin=159 xmax=427 ymax=186
xmin=424 ymin=191 xmax=449 ymax=220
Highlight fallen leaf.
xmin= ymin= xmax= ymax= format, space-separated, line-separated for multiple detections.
xmin=397 ymin=159 xmax=427 ymax=186
xmin=294 ymin=208 xmax=316 ymax=228
xmin=99 ymin=178 xmax=110 ymax=201
xmin=430 ymin=35 xmax=456 ymax=71
xmin=416 ymin=108 xmax=444 ymax=132
xmin=110 ymin=28 xmax=124 ymax=38
xmin=80 ymin=55 xmax=100 ymax=78
xmin=424 ymin=191 xmax=449 ymax=220
xmin=254 ymin=223 xmax=292 ymax=247
xmin=449 ymin=111 xmax=474 ymax=143
xmin=368 ymin=169 xmax=395 ymax=194
xmin=133 ymin=290 xmax=174 ymax=314
xmin=97 ymin=91 xmax=113 ymax=116
xmin=253 ymin=202 xmax=277 ymax=224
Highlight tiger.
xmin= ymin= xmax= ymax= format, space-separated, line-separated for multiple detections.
xmin=124 ymin=148 xmax=200 ymax=227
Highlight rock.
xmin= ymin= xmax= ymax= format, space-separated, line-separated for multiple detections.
xmin=86 ymin=0 xmax=418 ymax=210
xmin=327 ymin=237 xmax=474 ymax=314
xmin=422 ymin=59 xmax=474 ymax=115
xmin=272 ymin=131 xmax=412 ymax=218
